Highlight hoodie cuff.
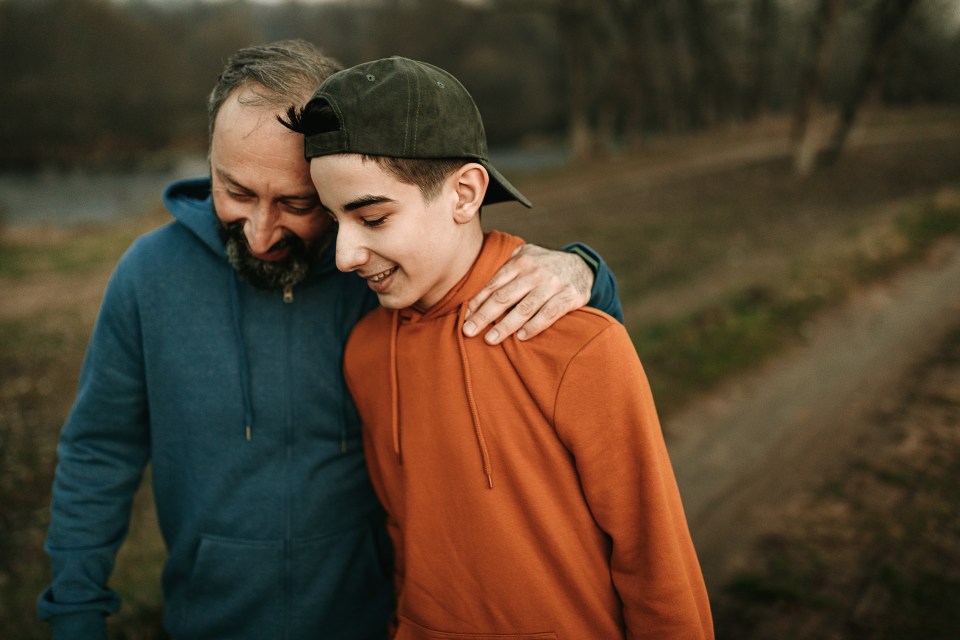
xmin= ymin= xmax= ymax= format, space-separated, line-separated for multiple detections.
xmin=564 ymin=243 xmax=600 ymax=275
xmin=50 ymin=611 xmax=109 ymax=640
xmin=563 ymin=242 xmax=623 ymax=322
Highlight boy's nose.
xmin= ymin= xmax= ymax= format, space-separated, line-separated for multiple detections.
xmin=335 ymin=231 xmax=369 ymax=273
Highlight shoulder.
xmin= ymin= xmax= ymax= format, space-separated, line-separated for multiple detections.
xmin=351 ymin=306 xmax=392 ymax=336
xmin=343 ymin=307 xmax=394 ymax=391
xmin=118 ymin=221 xmax=203 ymax=270
xmin=104 ymin=221 xmax=223 ymax=307
xmin=502 ymin=307 xmax=633 ymax=378
xmin=520 ymin=306 xmax=626 ymax=352
xmin=345 ymin=308 xmax=392 ymax=358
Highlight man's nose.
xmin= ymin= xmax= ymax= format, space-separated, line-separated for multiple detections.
xmin=245 ymin=207 xmax=281 ymax=257
xmin=335 ymin=227 xmax=369 ymax=273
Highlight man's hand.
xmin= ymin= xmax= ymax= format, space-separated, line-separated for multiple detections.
xmin=463 ymin=243 xmax=594 ymax=344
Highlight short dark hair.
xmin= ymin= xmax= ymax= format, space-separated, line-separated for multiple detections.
xmin=282 ymin=102 xmax=464 ymax=202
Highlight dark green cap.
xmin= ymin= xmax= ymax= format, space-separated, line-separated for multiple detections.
xmin=303 ymin=56 xmax=532 ymax=208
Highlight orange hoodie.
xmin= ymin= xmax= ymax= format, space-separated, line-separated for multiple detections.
xmin=344 ymin=231 xmax=713 ymax=640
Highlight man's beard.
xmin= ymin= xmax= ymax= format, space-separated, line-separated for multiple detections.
xmin=218 ymin=220 xmax=326 ymax=290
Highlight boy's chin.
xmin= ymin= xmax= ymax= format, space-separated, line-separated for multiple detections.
xmin=375 ymin=293 xmax=407 ymax=310
xmin=375 ymin=290 xmax=422 ymax=310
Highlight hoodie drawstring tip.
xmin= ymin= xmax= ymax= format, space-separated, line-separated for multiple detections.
xmin=245 ymin=425 xmax=252 ymax=441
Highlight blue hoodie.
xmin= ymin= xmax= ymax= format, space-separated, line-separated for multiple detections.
xmin=37 ymin=177 xmax=622 ymax=639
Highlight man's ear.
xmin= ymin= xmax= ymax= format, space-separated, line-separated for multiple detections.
xmin=452 ymin=163 xmax=488 ymax=224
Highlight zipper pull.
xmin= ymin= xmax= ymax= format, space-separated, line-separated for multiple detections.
xmin=283 ymin=285 xmax=294 ymax=303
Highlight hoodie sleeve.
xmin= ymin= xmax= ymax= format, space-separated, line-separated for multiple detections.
xmin=37 ymin=255 xmax=151 ymax=639
xmin=553 ymin=323 xmax=713 ymax=640
xmin=563 ymin=242 xmax=623 ymax=321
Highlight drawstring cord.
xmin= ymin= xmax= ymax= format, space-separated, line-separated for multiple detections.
xmin=390 ymin=309 xmax=401 ymax=461
xmin=457 ymin=305 xmax=494 ymax=489
xmin=229 ymin=271 xmax=254 ymax=441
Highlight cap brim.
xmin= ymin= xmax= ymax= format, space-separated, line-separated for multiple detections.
xmin=481 ymin=160 xmax=532 ymax=208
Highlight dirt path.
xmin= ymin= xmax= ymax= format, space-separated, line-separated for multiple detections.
xmin=664 ymin=238 xmax=960 ymax=595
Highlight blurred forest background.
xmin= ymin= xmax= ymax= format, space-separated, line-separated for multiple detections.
xmin=2 ymin=0 xmax=960 ymax=639
xmin=1 ymin=0 xmax=958 ymax=172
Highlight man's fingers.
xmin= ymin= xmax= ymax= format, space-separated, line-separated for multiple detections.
xmin=465 ymin=256 xmax=524 ymax=316
xmin=463 ymin=275 xmax=532 ymax=337
xmin=464 ymin=242 xmax=593 ymax=342
xmin=490 ymin=290 xmax=576 ymax=344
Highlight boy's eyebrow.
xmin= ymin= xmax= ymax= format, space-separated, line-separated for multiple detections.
xmin=343 ymin=195 xmax=397 ymax=212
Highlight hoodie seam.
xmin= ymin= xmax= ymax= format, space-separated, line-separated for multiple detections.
xmin=552 ymin=322 xmax=620 ymax=426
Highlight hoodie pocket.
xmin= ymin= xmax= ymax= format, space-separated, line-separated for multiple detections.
xmin=396 ymin=615 xmax=558 ymax=640
xmin=176 ymin=534 xmax=285 ymax=640
xmin=288 ymin=519 xmax=394 ymax=638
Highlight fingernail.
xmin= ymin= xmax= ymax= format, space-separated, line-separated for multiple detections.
xmin=484 ymin=329 xmax=499 ymax=344
xmin=517 ymin=329 xmax=527 ymax=341
xmin=463 ymin=321 xmax=477 ymax=336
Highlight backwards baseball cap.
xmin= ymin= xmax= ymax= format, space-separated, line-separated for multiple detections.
xmin=302 ymin=56 xmax=532 ymax=208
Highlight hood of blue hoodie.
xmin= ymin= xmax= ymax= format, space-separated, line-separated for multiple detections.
xmin=162 ymin=176 xmax=340 ymax=283
xmin=161 ymin=176 xmax=353 ymax=445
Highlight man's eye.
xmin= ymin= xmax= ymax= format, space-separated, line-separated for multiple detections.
xmin=284 ymin=201 xmax=320 ymax=215
xmin=228 ymin=191 xmax=252 ymax=201
xmin=363 ymin=216 xmax=388 ymax=228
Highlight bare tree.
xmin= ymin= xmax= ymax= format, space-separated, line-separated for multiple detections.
xmin=590 ymin=0 xmax=659 ymax=152
xmin=555 ymin=0 xmax=600 ymax=159
xmin=683 ymin=0 xmax=724 ymax=127
xmin=819 ymin=0 xmax=922 ymax=167
xmin=746 ymin=0 xmax=778 ymax=120
xmin=792 ymin=0 xmax=844 ymax=176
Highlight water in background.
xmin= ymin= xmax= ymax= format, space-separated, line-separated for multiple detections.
xmin=0 ymin=156 xmax=208 ymax=228
xmin=0 ymin=148 xmax=568 ymax=228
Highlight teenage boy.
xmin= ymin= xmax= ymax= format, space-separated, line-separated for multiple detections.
xmin=286 ymin=57 xmax=713 ymax=639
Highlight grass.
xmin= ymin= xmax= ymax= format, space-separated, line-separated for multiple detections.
xmin=0 ymin=316 xmax=89 ymax=637
xmin=630 ymin=188 xmax=960 ymax=413
xmin=0 ymin=217 xmax=161 ymax=278
xmin=0 ymin=212 xmax=170 ymax=639
xmin=2 ymin=109 xmax=960 ymax=638
xmin=635 ymin=285 xmax=830 ymax=413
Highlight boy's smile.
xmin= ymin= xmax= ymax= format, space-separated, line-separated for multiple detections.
xmin=310 ymin=154 xmax=484 ymax=310
xmin=367 ymin=266 xmax=399 ymax=284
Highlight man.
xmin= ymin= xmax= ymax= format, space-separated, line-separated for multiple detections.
xmin=37 ymin=41 xmax=621 ymax=639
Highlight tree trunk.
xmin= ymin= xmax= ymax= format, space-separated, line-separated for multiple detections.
xmin=684 ymin=0 xmax=716 ymax=127
xmin=747 ymin=0 xmax=777 ymax=120
xmin=792 ymin=0 xmax=844 ymax=176
xmin=596 ymin=0 xmax=653 ymax=151
xmin=558 ymin=0 xmax=597 ymax=160
xmin=819 ymin=0 xmax=920 ymax=167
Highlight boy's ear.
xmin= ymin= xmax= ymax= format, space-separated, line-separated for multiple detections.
xmin=452 ymin=163 xmax=488 ymax=224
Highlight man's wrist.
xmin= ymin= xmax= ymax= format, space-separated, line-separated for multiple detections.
xmin=564 ymin=243 xmax=600 ymax=275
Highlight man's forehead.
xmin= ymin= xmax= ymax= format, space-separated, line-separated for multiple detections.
xmin=214 ymin=104 xmax=284 ymax=141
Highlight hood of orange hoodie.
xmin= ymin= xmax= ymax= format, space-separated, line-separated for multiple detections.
xmin=385 ymin=230 xmax=524 ymax=489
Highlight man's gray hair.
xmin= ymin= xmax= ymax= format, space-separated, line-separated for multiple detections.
xmin=207 ymin=39 xmax=342 ymax=141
